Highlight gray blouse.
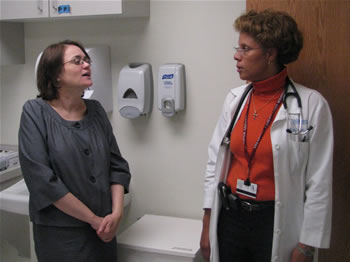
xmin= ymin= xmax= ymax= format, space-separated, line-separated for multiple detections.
xmin=18 ymin=98 xmax=131 ymax=227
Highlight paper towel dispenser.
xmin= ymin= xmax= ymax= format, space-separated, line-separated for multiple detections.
xmin=117 ymin=63 xmax=153 ymax=119
xmin=83 ymin=46 xmax=113 ymax=112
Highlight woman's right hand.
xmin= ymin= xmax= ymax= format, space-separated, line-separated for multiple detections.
xmin=53 ymin=192 xmax=104 ymax=231
xmin=90 ymin=215 xmax=103 ymax=231
xmin=200 ymin=209 xmax=211 ymax=262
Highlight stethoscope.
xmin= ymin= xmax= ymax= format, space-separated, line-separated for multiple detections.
xmin=283 ymin=77 xmax=313 ymax=135
xmin=223 ymin=77 xmax=313 ymax=145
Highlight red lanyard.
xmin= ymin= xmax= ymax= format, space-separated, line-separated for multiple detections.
xmin=243 ymin=91 xmax=284 ymax=186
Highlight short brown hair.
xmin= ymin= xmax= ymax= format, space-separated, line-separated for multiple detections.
xmin=234 ymin=9 xmax=303 ymax=65
xmin=36 ymin=40 xmax=89 ymax=100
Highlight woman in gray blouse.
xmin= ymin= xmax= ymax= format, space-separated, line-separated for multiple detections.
xmin=18 ymin=40 xmax=131 ymax=262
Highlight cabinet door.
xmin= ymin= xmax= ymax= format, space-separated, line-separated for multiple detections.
xmin=0 ymin=0 xmax=49 ymax=20
xmin=49 ymin=0 xmax=122 ymax=18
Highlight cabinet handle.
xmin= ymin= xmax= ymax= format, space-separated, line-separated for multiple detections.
xmin=52 ymin=0 xmax=58 ymax=11
xmin=37 ymin=0 xmax=43 ymax=12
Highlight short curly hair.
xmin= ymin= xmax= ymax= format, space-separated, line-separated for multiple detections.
xmin=36 ymin=40 xmax=89 ymax=100
xmin=234 ymin=9 xmax=303 ymax=65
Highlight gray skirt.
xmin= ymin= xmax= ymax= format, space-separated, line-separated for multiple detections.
xmin=33 ymin=224 xmax=117 ymax=262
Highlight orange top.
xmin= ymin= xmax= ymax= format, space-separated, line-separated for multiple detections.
xmin=227 ymin=69 xmax=287 ymax=201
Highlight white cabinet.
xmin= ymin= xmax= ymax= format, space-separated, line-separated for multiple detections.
xmin=49 ymin=0 xmax=122 ymax=18
xmin=0 ymin=0 xmax=149 ymax=65
xmin=0 ymin=0 xmax=149 ymax=21
xmin=0 ymin=0 xmax=50 ymax=20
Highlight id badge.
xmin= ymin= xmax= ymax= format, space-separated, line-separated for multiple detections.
xmin=236 ymin=179 xmax=258 ymax=199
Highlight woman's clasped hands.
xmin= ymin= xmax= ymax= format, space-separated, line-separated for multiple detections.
xmin=91 ymin=211 xmax=123 ymax=243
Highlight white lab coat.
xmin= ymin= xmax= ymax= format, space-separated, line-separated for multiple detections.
xmin=203 ymin=80 xmax=333 ymax=262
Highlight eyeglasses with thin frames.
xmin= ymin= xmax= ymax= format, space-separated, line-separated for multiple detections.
xmin=234 ymin=46 xmax=262 ymax=56
xmin=63 ymin=56 xmax=92 ymax=66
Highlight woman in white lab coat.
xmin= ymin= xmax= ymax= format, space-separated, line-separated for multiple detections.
xmin=200 ymin=10 xmax=333 ymax=262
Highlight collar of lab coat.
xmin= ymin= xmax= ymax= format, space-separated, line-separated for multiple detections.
xmin=227 ymin=79 xmax=299 ymax=124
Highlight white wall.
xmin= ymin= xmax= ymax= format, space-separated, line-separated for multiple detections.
xmin=0 ymin=1 xmax=245 ymax=227
xmin=0 ymin=68 xmax=2 ymax=143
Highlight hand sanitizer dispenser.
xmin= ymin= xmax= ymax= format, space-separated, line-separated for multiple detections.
xmin=117 ymin=63 xmax=153 ymax=119
xmin=158 ymin=64 xmax=185 ymax=117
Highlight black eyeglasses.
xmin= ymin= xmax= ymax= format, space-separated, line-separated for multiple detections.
xmin=63 ymin=56 xmax=92 ymax=65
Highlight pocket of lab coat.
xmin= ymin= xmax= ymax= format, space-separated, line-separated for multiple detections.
xmin=287 ymin=136 xmax=309 ymax=175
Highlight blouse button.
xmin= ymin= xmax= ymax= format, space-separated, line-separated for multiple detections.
xmin=73 ymin=122 xmax=81 ymax=128
xmin=49 ymin=176 xmax=58 ymax=182
xmin=83 ymin=149 xmax=90 ymax=155
xmin=89 ymin=176 xmax=96 ymax=183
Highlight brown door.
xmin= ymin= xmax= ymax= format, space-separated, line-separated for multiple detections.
xmin=246 ymin=1 xmax=350 ymax=261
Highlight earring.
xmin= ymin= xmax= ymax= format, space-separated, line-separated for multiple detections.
xmin=54 ymin=79 xmax=61 ymax=88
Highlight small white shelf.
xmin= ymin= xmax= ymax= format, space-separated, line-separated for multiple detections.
xmin=118 ymin=214 xmax=204 ymax=262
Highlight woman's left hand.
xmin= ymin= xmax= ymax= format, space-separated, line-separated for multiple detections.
xmin=97 ymin=184 xmax=125 ymax=242
xmin=290 ymin=243 xmax=314 ymax=262
xmin=97 ymin=212 xmax=122 ymax=242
